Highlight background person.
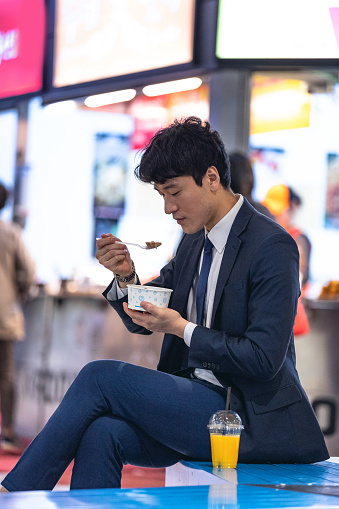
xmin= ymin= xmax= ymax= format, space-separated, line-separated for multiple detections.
xmin=229 ymin=151 xmax=274 ymax=219
xmin=1 ymin=118 xmax=328 ymax=493
xmin=0 ymin=182 xmax=35 ymax=453
xmin=263 ymin=184 xmax=311 ymax=335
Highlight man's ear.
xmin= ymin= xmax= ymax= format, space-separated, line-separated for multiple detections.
xmin=205 ymin=166 xmax=220 ymax=191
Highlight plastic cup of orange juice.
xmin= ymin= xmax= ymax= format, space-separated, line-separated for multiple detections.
xmin=207 ymin=410 xmax=243 ymax=469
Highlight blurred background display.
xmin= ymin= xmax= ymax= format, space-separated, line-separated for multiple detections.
xmin=325 ymin=153 xmax=339 ymax=229
xmin=93 ymin=133 xmax=129 ymax=253
xmin=216 ymin=0 xmax=339 ymax=60
xmin=0 ymin=0 xmax=45 ymax=100
xmin=53 ymin=0 xmax=196 ymax=87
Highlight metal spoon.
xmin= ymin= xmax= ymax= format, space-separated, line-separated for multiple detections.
xmin=96 ymin=239 xmax=161 ymax=250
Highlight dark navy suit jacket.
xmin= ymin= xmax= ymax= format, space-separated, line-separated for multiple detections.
xmin=105 ymin=199 xmax=329 ymax=464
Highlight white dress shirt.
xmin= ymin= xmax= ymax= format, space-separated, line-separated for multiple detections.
xmin=184 ymin=195 xmax=243 ymax=386
xmin=108 ymin=195 xmax=244 ymax=387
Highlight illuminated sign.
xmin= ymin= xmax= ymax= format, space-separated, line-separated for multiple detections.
xmin=0 ymin=0 xmax=46 ymax=100
xmin=216 ymin=0 xmax=339 ymax=60
xmin=0 ymin=29 xmax=20 ymax=65
xmin=53 ymin=0 xmax=196 ymax=88
xmin=250 ymin=78 xmax=311 ymax=134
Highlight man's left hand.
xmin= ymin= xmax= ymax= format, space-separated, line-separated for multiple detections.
xmin=123 ymin=302 xmax=188 ymax=338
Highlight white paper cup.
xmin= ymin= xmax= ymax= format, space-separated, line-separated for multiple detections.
xmin=127 ymin=285 xmax=173 ymax=311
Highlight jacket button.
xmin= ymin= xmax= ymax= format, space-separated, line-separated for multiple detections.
xmin=206 ymin=362 xmax=212 ymax=369
xmin=211 ymin=363 xmax=216 ymax=370
xmin=202 ymin=362 xmax=207 ymax=368
xmin=215 ymin=364 xmax=220 ymax=370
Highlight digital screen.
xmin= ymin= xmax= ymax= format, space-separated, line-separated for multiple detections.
xmin=325 ymin=153 xmax=339 ymax=229
xmin=53 ymin=0 xmax=196 ymax=88
xmin=0 ymin=0 xmax=46 ymax=99
xmin=92 ymin=132 xmax=130 ymax=254
xmin=216 ymin=0 xmax=339 ymax=60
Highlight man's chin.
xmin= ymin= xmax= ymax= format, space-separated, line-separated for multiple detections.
xmin=174 ymin=217 xmax=204 ymax=234
xmin=181 ymin=224 xmax=201 ymax=235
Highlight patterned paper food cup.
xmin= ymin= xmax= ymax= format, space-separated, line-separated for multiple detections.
xmin=127 ymin=285 xmax=173 ymax=311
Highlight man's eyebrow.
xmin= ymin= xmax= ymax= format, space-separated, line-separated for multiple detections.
xmin=154 ymin=181 xmax=180 ymax=192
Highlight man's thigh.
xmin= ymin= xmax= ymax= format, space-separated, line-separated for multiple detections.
xmin=81 ymin=361 xmax=227 ymax=459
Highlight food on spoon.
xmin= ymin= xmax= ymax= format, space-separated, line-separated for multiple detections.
xmin=145 ymin=241 xmax=162 ymax=249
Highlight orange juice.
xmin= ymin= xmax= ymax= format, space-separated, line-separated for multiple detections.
xmin=210 ymin=433 xmax=240 ymax=469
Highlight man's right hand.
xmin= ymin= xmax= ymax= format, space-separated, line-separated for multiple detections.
xmin=95 ymin=234 xmax=134 ymax=287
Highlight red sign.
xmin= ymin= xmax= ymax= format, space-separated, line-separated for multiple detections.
xmin=0 ymin=0 xmax=46 ymax=100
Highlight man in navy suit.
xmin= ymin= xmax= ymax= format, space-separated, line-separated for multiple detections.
xmin=1 ymin=117 xmax=328 ymax=493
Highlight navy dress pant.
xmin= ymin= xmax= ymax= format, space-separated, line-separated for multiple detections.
xmin=2 ymin=360 xmax=226 ymax=491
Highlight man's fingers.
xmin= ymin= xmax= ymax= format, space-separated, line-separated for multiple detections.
xmin=96 ymin=235 xmax=114 ymax=248
xmin=96 ymin=235 xmax=124 ymax=251
xmin=123 ymin=303 xmax=149 ymax=323
xmin=96 ymin=242 xmax=128 ymax=264
xmin=123 ymin=301 xmax=159 ymax=315
xmin=123 ymin=302 xmax=142 ymax=315
xmin=139 ymin=301 xmax=159 ymax=315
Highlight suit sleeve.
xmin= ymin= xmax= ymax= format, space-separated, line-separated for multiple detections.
xmin=188 ymin=232 xmax=300 ymax=382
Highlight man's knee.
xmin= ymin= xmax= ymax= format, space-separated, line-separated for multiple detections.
xmin=81 ymin=416 xmax=133 ymax=457
xmin=77 ymin=359 xmax=125 ymax=381
xmin=82 ymin=416 xmax=116 ymax=441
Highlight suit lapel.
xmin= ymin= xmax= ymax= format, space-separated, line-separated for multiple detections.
xmin=212 ymin=231 xmax=242 ymax=324
xmin=211 ymin=199 xmax=254 ymax=324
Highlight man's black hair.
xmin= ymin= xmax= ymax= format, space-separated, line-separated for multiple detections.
xmin=135 ymin=116 xmax=231 ymax=188
xmin=0 ymin=182 xmax=8 ymax=210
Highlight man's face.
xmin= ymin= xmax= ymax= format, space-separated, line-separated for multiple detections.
xmin=154 ymin=174 xmax=217 ymax=234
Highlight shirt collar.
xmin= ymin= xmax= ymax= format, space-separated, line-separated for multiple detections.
xmin=205 ymin=194 xmax=244 ymax=254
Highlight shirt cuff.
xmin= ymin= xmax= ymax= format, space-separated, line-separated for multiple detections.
xmin=184 ymin=322 xmax=197 ymax=347
xmin=106 ymin=277 xmax=137 ymax=301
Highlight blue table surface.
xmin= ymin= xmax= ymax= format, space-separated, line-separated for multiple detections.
xmin=182 ymin=459 xmax=339 ymax=486
xmin=2 ymin=462 xmax=339 ymax=509
xmin=2 ymin=483 xmax=339 ymax=509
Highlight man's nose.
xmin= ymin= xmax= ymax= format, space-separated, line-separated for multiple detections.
xmin=164 ymin=198 xmax=178 ymax=215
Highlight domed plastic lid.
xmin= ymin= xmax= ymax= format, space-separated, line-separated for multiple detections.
xmin=207 ymin=410 xmax=244 ymax=432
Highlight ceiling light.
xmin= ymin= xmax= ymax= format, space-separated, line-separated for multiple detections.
xmin=84 ymin=89 xmax=136 ymax=107
xmin=44 ymin=100 xmax=77 ymax=114
xmin=142 ymin=78 xmax=202 ymax=97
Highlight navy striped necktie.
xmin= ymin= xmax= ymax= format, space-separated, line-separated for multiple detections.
xmin=196 ymin=236 xmax=213 ymax=326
